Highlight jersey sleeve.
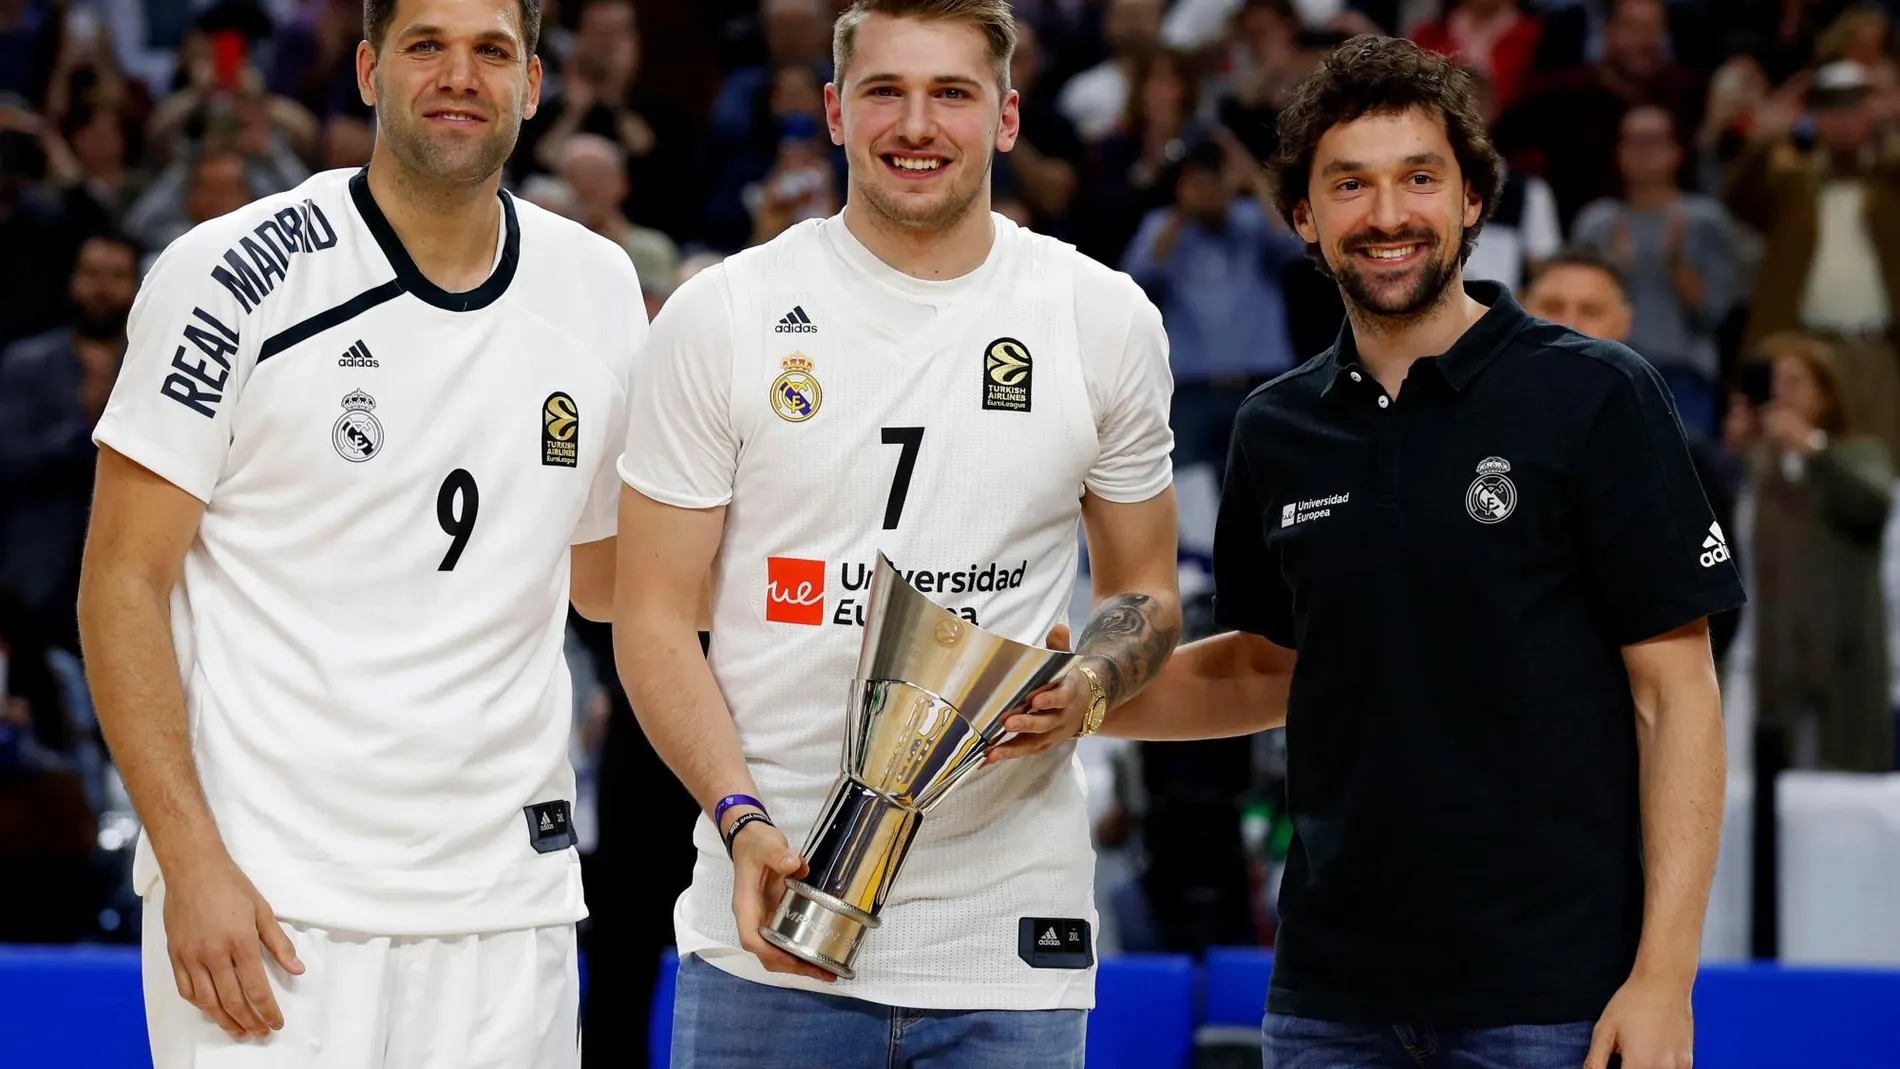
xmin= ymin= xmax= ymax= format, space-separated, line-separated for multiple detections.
xmin=617 ymin=265 xmax=740 ymax=508
xmin=1080 ymin=273 xmax=1175 ymax=503
xmin=1577 ymin=357 xmax=1748 ymax=644
xmin=92 ymin=231 xmax=255 ymax=503
xmin=1211 ymin=423 xmax=1296 ymax=647
xmin=573 ymin=254 xmax=650 ymax=544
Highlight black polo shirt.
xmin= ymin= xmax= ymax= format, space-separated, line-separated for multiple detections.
xmin=1213 ymin=281 xmax=1746 ymax=1027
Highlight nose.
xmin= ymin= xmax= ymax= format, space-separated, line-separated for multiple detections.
xmin=1366 ymin=182 xmax=1408 ymax=236
xmin=438 ymin=45 xmax=481 ymax=94
xmin=894 ymin=92 xmax=933 ymax=145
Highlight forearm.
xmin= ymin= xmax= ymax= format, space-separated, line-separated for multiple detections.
xmin=1072 ymin=586 xmax=1183 ymax=707
xmin=613 ymin=608 xmax=762 ymax=820
xmin=77 ymin=568 xmax=226 ymax=875
xmin=1630 ymin=669 xmax=1727 ymax=987
xmin=1103 ymin=631 xmax=1291 ymax=740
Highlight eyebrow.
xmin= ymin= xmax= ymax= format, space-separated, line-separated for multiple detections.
xmin=856 ymin=72 xmax=987 ymax=91
xmin=397 ymin=23 xmax=520 ymax=46
xmin=1321 ymin=151 xmax=1449 ymax=176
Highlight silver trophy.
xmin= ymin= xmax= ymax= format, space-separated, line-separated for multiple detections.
xmin=759 ymin=551 xmax=1076 ymax=979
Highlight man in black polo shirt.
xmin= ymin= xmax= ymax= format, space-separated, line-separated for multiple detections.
xmin=1094 ymin=36 xmax=1744 ymax=1069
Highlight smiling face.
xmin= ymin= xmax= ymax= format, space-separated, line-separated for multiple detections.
xmin=1293 ymin=106 xmax=1481 ymax=323
xmin=359 ymin=0 xmax=541 ymax=187
xmin=826 ymin=13 xmax=1019 ymax=234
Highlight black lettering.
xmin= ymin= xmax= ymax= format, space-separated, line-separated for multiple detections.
xmin=171 ymin=344 xmax=228 ymax=392
xmin=976 ymin=564 xmax=997 ymax=593
xmin=832 ymin=599 xmax=866 ymax=627
xmin=190 ymin=307 xmax=240 ymax=344
xmin=305 ymin=200 xmax=338 ymax=249
xmin=160 ymin=373 xmax=220 ymax=417
xmin=255 ymin=219 xmax=294 ymax=266
xmin=1010 ymin=562 xmax=1026 ymax=588
xmin=958 ymin=607 xmax=978 ymax=624
xmin=275 ymin=207 xmax=308 ymax=253
xmin=242 ymin=236 xmax=286 ymax=293
xmin=936 ymin=570 xmax=952 ymax=592
xmin=915 ymin=571 xmax=935 ymax=593
xmin=951 ymin=571 xmax=968 ymax=594
xmin=840 ymin=562 xmax=868 ymax=591
xmin=183 ymin=321 xmax=239 ymax=374
xmin=211 ymin=249 xmax=266 ymax=312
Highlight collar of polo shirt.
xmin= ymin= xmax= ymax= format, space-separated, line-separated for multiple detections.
xmin=1321 ymin=281 xmax=1526 ymax=396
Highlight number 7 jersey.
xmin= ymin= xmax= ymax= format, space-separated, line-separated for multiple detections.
xmin=619 ymin=212 xmax=1175 ymax=1011
xmin=93 ymin=167 xmax=645 ymax=936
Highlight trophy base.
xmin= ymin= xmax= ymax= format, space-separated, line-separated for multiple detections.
xmin=759 ymin=878 xmax=879 ymax=981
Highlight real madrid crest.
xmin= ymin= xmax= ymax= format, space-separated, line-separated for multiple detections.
xmin=1466 ymin=456 xmax=1516 ymax=524
xmin=770 ymin=352 xmax=821 ymax=423
xmin=333 ymin=387 xmax=383 ymax=462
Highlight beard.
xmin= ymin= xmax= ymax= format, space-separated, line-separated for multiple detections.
xmin=1331 ymin=225 xmax=1463 ymax=324
xmin=373 ymin=81 xmax=523 ymax=188
xmin=73 ymin=301 xmax=129 ymax=340
xmin=853 ymin=147 xmax=992 ymax=233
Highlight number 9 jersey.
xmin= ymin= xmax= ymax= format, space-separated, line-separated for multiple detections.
xmin=92 ymin=167 xmax=646 ymax=937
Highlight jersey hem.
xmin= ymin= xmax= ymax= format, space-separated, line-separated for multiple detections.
xmin=1082 ymin=469 xmax=1175 ymax=505
xmin=92 ymin=419 xmax=215 ymax=503
xmin=616 ymin=460 xmax=733 ymax=510
xmin=680 ymin=941 xmax=1097 ymax=1011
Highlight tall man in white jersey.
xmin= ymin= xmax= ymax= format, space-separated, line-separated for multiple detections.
xmin=614 ymin=2 xmax=1183 ymax=1065
xmin=75 ymin=0 xmax=643 ymax=1062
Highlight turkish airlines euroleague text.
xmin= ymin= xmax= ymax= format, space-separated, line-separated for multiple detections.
xmin=766 ymin=556 xmax=1028 ymax=627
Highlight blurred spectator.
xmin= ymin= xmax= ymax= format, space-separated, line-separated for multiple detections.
xmin=1460 ymin=69 xmax=1561 ymax=294
xmin=994 ymin=18 xmax=1086 ymax=238
xmin=1574 ymin=104 xmax=1744 ymax=437
xmin=704 ymin=59 xmax=841 ymax=251
xmin=1696 ymin=53 xmax=1774 ymax=189
xmin=738 ymin=104 xmax=839 ymax=249
xmin=1723 ymin=59 xmax=1900 ymax=463
xmin=1521 ymin=245 xmax=1741 ymax=665
xmin=1725 ymin=334 xmax=1895 ymax=772
xmin=1059 ymin=0 xmax=1166 ymax=142
xmin=514 ymin=0 xmax=694 ymax=242
xmin=0 ymin=586 xmax=100 ymax=944
xmin=708 ymin=0 xmax=832 ymax=147
xmin=1409 ymin=0 xmax=1544 ymax=116
xmin=559 ymin=133 xmax=681 ymax=313
xmin=1122 ymin=133 xmax=1304 ymax=479
xmin=1082 ymin=48 xmax=1205 ymax=265
xmin=123 ymin=143 xmax=253 ymax=260
xmin=55 ymin=97 xmax=144 ymax=220
xmin=0 ymin=230 xmax=137 ymax=657
xmin=1495 ymin=0 xmax=1706 ymax=229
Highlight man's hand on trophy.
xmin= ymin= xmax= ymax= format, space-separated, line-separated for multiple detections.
xmin=730 ymin=823 xmax=838 ymax=982
xmin=985 ymin=624 xmax=1092 ymax=765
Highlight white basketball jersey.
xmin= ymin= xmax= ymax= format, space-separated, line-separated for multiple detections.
xmin=619 ymin=212 xmax=1173 ymax=1010
xmin=94 ymin=167 xmax=645 ymax=936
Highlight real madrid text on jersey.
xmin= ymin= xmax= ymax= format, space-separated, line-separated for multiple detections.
xmin=92 ymin=167 xmax=648 ymax=938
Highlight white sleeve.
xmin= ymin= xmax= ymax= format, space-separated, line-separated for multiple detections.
xmin=1079 ymin=271 xmax=1175 ymax=503
xmin=574 ymin=254 xmax=650 ymax=544
xmin=92 ymin=230 xmax=255 ymax=503
xmin=1522 ymin=177 xmax=1564 ymax=261
xmin=617 ymin=265 xmax=739 ymax=508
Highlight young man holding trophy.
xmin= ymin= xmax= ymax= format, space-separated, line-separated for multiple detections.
xmin=612 ymin=1 xmax=1182 ymax=1064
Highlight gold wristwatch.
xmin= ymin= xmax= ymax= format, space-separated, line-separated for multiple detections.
xmin=1073 ymin=662 xmax=1109 ymax=738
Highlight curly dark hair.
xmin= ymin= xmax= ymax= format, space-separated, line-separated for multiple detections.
xmin=1265 ymin=35 xmax=1501 ymax=272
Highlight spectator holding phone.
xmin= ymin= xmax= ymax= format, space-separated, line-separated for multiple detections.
xmin=1725 ymin=334 xmax=1895 ymax=772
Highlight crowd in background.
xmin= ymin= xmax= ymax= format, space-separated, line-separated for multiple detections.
xmin=5 ymin=0 xmax=1900 ymax=978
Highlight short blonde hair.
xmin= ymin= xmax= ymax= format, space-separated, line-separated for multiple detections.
xmin=832 ymin=0 xmax=1018 ymax=97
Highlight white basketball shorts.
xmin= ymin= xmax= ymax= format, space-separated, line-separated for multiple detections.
xmin=141 ymin=879 xmax=580 ymax=1069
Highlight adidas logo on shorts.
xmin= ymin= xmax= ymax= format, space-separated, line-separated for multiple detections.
xmin=775 ymin=306 xmax=817 ymax=334
xmin=1038 ymin=927 xmax=1061 ymax=948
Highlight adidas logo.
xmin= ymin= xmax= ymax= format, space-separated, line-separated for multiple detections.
xmin=338 ymin=340 xmax=378 ymax=367
xmin=775 ymin=306 xmax=817 ymax=334
xmin=1038 ymin=927 xmax=1061 ymax=948
xmin=1699 ymin=522 xmax=1730 ymax=568
xmin=539 ymin=812 xmax=555 ymax=832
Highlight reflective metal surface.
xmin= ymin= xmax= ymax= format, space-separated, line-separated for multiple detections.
xmin=762 ymin=552 xmax=1075 ymax=979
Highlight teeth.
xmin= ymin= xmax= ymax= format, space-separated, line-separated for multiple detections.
xmin=890 ymin=157 xmax=942 ymax=171
xmin=1366 ymin=246 xmax=1417 ymax=260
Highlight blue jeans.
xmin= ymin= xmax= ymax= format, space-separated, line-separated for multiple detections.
xmin=670 ymin=953 xmax=1086 ymax=1069
xmin=1262 ymin=1012 xmax=1606 ymax=1068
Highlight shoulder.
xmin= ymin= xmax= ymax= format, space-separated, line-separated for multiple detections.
xmin=511 ymin=194 xmax=643 ymax=300
xmin=1679 ymin=195 xmax=1733 ymax=227
xmin=1503 ymin=319 xmax=1666 ymax=406
xmin=1571 ymin=198 xmax=1619 ymax=233
xmin=1059 ymin=232 xmax=1162 ymax=342
xmin=649 ymin=259 xmax=738 ymax=340
xmin=1236 ymin=351 xmax=1335 ymax=426
xmin=147 ymin=169 xmax=350 ymax=280
xmin=0 ymin=327 xmax=73 ymax=372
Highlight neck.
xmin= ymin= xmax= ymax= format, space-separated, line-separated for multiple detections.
xmin=365 ymin=149 xmax=503 ymax=292
xmin=842 ymin=194 xmax=996 ymax=280
xmin=1625 ymin=182 xmax=1679 ymax=210
xmin=1346 ymin=275 xmax=1489 ymax=395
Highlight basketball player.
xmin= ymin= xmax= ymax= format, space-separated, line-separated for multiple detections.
xmin=613 ymin=1 xmax=1182 ymax=1065
xmin=75 ymin=0 xmax=641 ymax=1062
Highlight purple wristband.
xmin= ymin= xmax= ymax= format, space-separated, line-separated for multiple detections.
xmin=713 ymin=793 xmax=766 ymax=829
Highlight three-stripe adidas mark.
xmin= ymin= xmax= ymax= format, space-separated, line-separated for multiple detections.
xmin=1699 ymin=521 xmax=1730 ymax=568
xmin=337 ymin=339 xmax=379 ymax=367
xmin=775 ymin=306 xmax=817 ymax=334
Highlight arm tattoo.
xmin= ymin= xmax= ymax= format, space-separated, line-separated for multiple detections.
xmin=1075 ymin=593 xmax=1180 ymax=705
